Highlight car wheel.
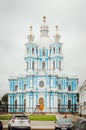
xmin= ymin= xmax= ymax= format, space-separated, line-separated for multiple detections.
xmin=8 ymin=126 xmax=10 ymax=130
xmin=29 ymin=127 xmax=31 ymax=130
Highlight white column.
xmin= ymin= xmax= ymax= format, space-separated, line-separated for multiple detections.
xmin=26 ymin=94 xmax=29 ymax=112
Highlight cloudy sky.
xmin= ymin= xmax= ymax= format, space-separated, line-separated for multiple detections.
xmin=0 ymin=0 xmax=86 ymax=97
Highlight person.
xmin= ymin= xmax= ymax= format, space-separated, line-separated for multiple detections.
xmin=0 ymin=121 xmax=3 ymax=130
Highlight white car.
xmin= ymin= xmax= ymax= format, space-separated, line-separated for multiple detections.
xmin=55 ymin=117 xmax=72 ymax=130
xmin=8 ymin=114 xmax=31 ymax=130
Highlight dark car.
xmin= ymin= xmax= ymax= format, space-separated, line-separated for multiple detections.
xmin=55 ymin=117 xmax=72 ymax=130
xmin=0 ymin=121 xmax=3 ymax=130
xmin=8 ymin=114 xmax=31 ymax=130
xmin=69 ymin=118 xmax=86 ymax=130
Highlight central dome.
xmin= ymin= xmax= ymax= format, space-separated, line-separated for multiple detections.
xmin=36 ymin=36 xmax=53 ymax=49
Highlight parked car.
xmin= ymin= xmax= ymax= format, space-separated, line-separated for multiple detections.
xmin=8 ymin=114 xmax=31 ymax=130
xmin=55 ymin=117 xmax=72 ymax=130
xmin=0 ymin=121 xmax=3 ymax=130
xmin=69 ymin=118 xmax=86 ymax=130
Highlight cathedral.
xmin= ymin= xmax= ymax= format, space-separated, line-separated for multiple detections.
xmin=8 ymin=17 xmax=79 ymax=113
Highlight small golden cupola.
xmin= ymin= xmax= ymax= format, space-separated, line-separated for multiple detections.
xmin=53 ymin=25 xmax=61 ymax=42
xmin=27 ymin=26 xmax=35 ymax=42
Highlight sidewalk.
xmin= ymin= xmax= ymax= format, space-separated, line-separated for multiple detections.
xmin=2 ymin=121 xmax=55 ymax=130
xmin=1 ymin=114 xmax=81 ymax=130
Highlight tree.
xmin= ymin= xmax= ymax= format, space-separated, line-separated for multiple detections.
xmin=0 ymin=100 xmax=2 ymax=105
xmin=1 ymin=94 xmax=8 ymax=104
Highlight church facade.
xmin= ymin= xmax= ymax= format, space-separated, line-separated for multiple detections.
xmin=8 ymin=17 xmax=79 ymax=113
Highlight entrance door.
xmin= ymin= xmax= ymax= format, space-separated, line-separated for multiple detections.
xmin=39 ymin=98 xmax=44 ymax=110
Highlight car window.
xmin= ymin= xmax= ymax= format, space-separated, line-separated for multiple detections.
xmin=80 ymin=121 xmax=86 ymax=130
xmin=14 ymin=116 xmax=28 ymax=119
xmin=57 ymin=118 xmax=72 ymax=124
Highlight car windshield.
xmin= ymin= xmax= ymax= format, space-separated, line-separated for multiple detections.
xmin=14 ymin=116 xmax=28 ymax=120
xmin=57 ymin=118 xmax=72 ymax=124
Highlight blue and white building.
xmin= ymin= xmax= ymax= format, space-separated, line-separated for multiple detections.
xmin=8 ymin=17 xmax=79 ymax=113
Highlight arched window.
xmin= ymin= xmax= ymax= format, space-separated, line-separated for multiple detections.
xmin=59 ymin=60 xmax=61 ymax=70
xmin=42 ymin=61 xmax=45 ymax=70
xmin=68 ymin=85 xmax=71 ymax=91
xmin=68 ymin=100 xmax=71 ymax=109
xmin=53 ymin=47 xmax=55 ymax=54
xmin=58 ymin=99 xmax=61 ymax=111
xmin=32 ymin=48 xmax=34 ymax=54
xmin=15 ymin=100 xmax=17 ymax=110
xmin=32 ymin=61 xmax=34 ymax=70
xmin=53 ymin=60 xmax=55 ymax=69
xmin=15 ymin=85 xmax=18 ymax=91
xmin=42 ymin=49 xmax=45 ymax=56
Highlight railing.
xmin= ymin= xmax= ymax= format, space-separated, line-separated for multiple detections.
xmin=0 ymin=104 xmax=79 ymax=113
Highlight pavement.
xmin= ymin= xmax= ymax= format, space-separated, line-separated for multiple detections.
xmin=1 ymin=113 xmax=82 ymax=130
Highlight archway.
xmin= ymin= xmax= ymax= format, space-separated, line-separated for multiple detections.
xmin=39 ymin=98 xmax=44 ymax=110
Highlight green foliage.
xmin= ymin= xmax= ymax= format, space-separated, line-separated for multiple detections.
xmin=0 ymin=116 xmax=12 ymax=120
xmin=29 ymin=114 xmax=56 ymax=121
xmin=0 ymin=114 xmax=56 ymax=121
xmin=0 ymin=100 xmax=2 ymax=105
xmin=1 ymin=94 xmax=8 ymax=104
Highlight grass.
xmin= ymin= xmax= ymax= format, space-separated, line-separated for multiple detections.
xmin=29 ymin=114 xmax=56 ymax=121
xmin=0 ymin=114 xmax=56 ymax=121
xmin=0 ymin=115 xmax=12 ymax=120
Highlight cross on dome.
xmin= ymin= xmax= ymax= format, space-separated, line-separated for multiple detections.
xmin=40 ymin=16 xmax=49 ymax=37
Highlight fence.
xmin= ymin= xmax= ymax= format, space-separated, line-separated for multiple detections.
xmin=0 ymin=104 xmax=79 ymax=113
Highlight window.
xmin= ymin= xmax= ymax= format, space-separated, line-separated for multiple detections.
xmin=42 ymin=61 xmax=45 ymax=70
xmin=59 ymin=47 xmax=61 ymax=54
xmin=53 ymin=47 xmax=55 ymax=54
xmin=24 ymin=99 xmax=26 ymax=111
xmin=24 ymin=84 xmax=26 ymax=90
xmin=58 ymin=84 xmax=61 ymax=90
xmin=68 ymin=100 xmax=71 ymax=109
xmin=58 ymin=99 xmax=61 ymax=111
xmin=32 ymin=61 xmax=34 ymax=70
xmin=68 ymin=85 xmax=71 ymax=91
xmin=42 ymin=49 xmax=45 ymax=56
xmin=53 ymin=60 xmax=55 ymax=69
xmin=58 ymin=99 xmax=61 ymax=105
xmin=32 ymin=48 xmax=34 ymax=54
xmin=15 ymin=100 xmax=17 ymax=110
xmin=39 ymin=81 xmax=44 ymax=87
xmin=15 ymin=85 xmax=18 ymax=91
xmin=27 ymin=47 xmax=29 ymax=53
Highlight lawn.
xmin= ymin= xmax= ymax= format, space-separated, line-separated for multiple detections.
xmin=29 ymin=114 xmax=56 ymax=121
xmin=0 ymin=114 xmax=56 ymax=121
xmin=0 ymin=115 xmax=12 ymax=120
